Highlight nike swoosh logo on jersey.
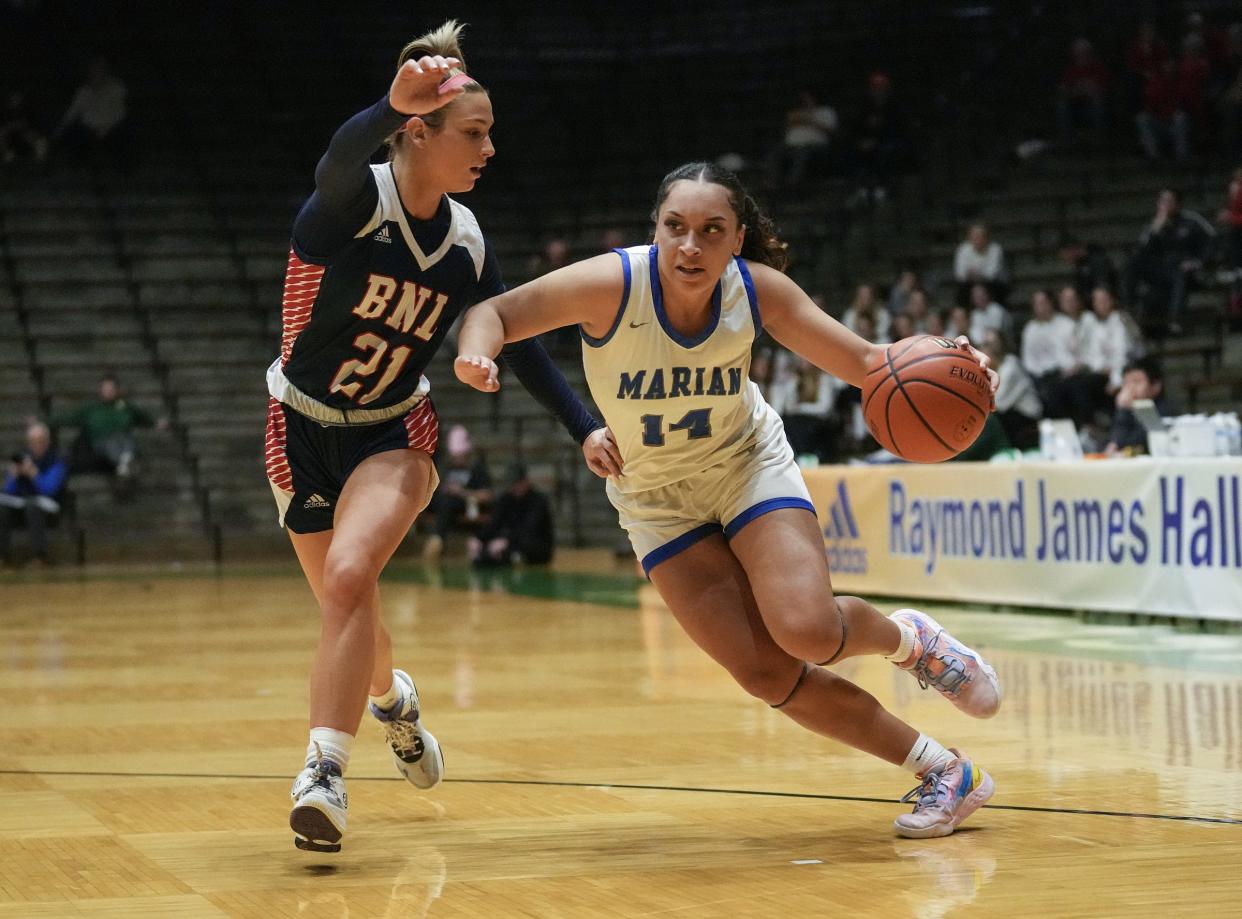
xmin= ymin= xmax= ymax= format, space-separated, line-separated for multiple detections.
xmin=629 ymin=321 xmax=648 ymax=328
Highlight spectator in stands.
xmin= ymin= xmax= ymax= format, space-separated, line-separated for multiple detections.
xmin=526 ymin=237 xmax=570 ymax=279
xmin=423 ymin=424 xmax=492 ymax=561
xmin=0 ymin=88 xmax=48 ymax=166
xmin=904 ymin=287 xmax=932 ymax=333
xmin=925 ymin=309 xmax=947 ymax=338
xmin=1 ymin=421 xmax=66 ymax=566
xmin=467 ymin=463 xmax=554 ymax=567
xmin=1125 ymin=188 xmax=1215 ymax=334
xmin=1059 ymin=236 xmax=1118 ymax=300
xmin=966 ymin=282 xmax=1011 ymax=345
xmin=769 ymin=354 xmax=841 ymax=463
xmin=1021 ymin=288 xmax=1078 ymax=414
xmin=1125 ymin=21 xmax=1170 ymax=111
xmin=53 ymin=373 xmax=165 ymax=491
xmin=1057 ymin=38 xmax=1111 ymax=148
xmin=841 ymin=282 xmax=890 ymax=341
xmin=848 ymin=71 xmax=912 ymax=206
xmin=1082 ymin=286 xmax=1134 ymax=394
xmin=954 ymin=224 xmax=1007 ymax=306
xmin=886 ymin=269 xmax=919 ymax=316
xmin=54 ymin=56 xmax=129 ymax=169
xmin=767 ymin=89 xmax=838 ymax=189
xmin=1135 ymin=59 xmax=1191 ymax=161
xmin=945 ymin=304 xmax=970 ymax=339
xmin=1217 ymin=165 xmax=1242 ymax=324
xmin=1106 ymin=357 xmax=1176 ymax=455
xmin=982 ymin=330 xmax=1041 ymax=451
xmin=890 ymin=312 xmax=916 ymax=341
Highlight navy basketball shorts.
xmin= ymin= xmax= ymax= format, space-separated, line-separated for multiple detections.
xmin=264 ymin=396 xmax=439 ymax=533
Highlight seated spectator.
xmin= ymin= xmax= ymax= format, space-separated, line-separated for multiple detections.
xmin=954 ymin=224 xmax=1007 ymax=306
xmin=1058 ymin=286 xmax=1136 ymax=439
xmin=1135 ymin=59 xmax=1190 ymax=161
xmin=890 ymin=312 xmax=916 ymax=341
xmin=1125 ymin=188 xmax=1214 ymax=334
xmin=925 ymin=308 xmax=948 ymax=337
xmin=841 ymin=283 xmax=891 ymax=341
xmin=982 ymin=330 xmax=1041 ymax=451
xmin=1125 ymin=20 xmax=1170 ymax=111
xmin=1021 ymin=288 xmax=1078 ymax=413
xmin=767 ymin=89 xmax=838 ymax=189
xmin=1059 ymin=236 xmax=1118 ymax=300
xmin=527 ymin=237 xmax=570 ymax=280
xmin=848 ymin=71 xmax=913 ymax=206
xmin=53 ymin=373 xmax=165 ymax=492
xmin=886 ymin=269 xmax=919 ymax=315
xmin=1057 ymin=38 xmax=1111 ymax=147
xmin=54 ymin=56 xmax=129 ymax=169
xmin=769 ymin=354 xmax=842 ymax=463
xmin=468 ymin=463 xmax=554 ymax=567
xmin=904 ymin=287 xmax=933 ymax=333
xmin=423 ymin=424 xmax=493 ymax=561
xmin=1216 ymin=165 xmax=1242 ymax=325
xmin=0 ymin=88 xmax=48 ymax=166
xmin=1106 ymin=357 xmax=1177 ymax=455
xmin=944 ymin=304 xmax=970 ymax=340
xmin=966 ymin=282 xmax=1011 ymax=345
xmin=1 ymin=422 xmax=67 ymax=566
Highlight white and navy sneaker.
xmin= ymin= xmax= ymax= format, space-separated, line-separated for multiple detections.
xmin=290 ymin=753 xmax=348 ymax=852
xmin=370 ymin=669 xmax=444 ymax=789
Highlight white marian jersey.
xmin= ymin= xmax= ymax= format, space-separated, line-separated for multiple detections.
xmin=581 ymin=245 xmax=781 ymax=494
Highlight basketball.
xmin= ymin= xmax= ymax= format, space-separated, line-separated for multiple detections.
xmin=861 ymin=336 xmax=992 ymax=463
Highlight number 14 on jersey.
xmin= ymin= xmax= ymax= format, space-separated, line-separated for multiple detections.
xmin=640 ymin=409 xmax=713 ymax=447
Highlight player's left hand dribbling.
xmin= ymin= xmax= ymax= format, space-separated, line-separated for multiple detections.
xmin=454 ymin=355 xmax=499 ymax=392
xmin=954 ymin=334 xmax=999 ymax=411
xmin=583 ymin=427 xmax=623 ymax=479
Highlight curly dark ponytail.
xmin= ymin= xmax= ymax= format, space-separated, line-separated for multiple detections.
xmin=651 ymin=162 xmax=789 ymax=272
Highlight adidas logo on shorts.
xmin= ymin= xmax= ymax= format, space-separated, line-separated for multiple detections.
xmin=303 ymin=493 xmax=331 ymax=509
xmin=372 ymin=225 xmax=392 ymax=244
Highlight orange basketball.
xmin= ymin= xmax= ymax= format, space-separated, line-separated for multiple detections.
xmin=861 ymin=336 xmax=992 ymax=463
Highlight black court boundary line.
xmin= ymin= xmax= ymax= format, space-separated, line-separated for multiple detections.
xmin=5 ymin=769 xmax=1239 ymax=827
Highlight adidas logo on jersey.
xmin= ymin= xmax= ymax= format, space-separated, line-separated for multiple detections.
xmin=303 ymin=493 xmax=331 ymax=509
xmin=823 ymin=480 xmax=868 ymax=574
xmin=373 ymin=225 xmax=392 ymax=244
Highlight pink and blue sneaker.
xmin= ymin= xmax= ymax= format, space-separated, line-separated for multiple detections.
xmin=890 ymin=609 xmax=1001 ymax=718
xmin=894 ymin=751 xmax=994 ymax=838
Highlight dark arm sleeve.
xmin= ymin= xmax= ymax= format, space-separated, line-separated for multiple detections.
xmin=291 ymin=95 xmax=410 ymax=261
xmin=473 ymin=244 xmax=603 ymax=445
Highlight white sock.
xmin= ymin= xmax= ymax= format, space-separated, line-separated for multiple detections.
xmin=368 ymin=674 xmax=400 ymax=712
xmin=885 ymin=620 xmax=918 ymax=666
xmin=306 ymin=726 xmax=354 ymax=772
xmin=901 ymin=734 xmax=954 ymax=776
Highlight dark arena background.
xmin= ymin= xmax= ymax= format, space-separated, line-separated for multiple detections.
xmin=1 ymin=1 xmax=1240 ymax=915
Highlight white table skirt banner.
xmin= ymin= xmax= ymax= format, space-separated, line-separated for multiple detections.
xmin=803 ymin=458 xmax=1242 ymax=621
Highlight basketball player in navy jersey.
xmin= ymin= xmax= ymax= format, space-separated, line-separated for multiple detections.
xmin=268 ymin=21 xmax=607 ymax=852
xmin=458 ymin=163 xmax=1002 ymax=838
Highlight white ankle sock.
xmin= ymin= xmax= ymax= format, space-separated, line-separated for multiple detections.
xmin=306 ymin=727 xmax=354 ymax=772
xmin=885 ymin=620 xmax=918 ymax=666
xmin=369 ymin=674 xmax=400 ymax=712
xmin=901 ymin=734 xmax=954 ymax=776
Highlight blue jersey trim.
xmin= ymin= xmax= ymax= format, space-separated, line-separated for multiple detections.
xmin=641 ymin=522 xmax=721 ymax=576
xmin=736 ymin=257 xmax=761 ymax=337
xmin=723 ymin=497 xmax=817 ymax=540
xmin=649 ymin=244 xmax=722 ymax=349
xmin=580 ymin=249 xmax=631 ymax=348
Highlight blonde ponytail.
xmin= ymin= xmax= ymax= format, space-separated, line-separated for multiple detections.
xmin=388 ymin=19 xmax=488 ymax=155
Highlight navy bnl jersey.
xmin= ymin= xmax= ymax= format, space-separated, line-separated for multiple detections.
xmin=266 ymin=162 xmax=503 ymax=425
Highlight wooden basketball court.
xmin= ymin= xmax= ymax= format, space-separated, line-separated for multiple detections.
xmin=2 ymin=552 xmax=1240 ymax=916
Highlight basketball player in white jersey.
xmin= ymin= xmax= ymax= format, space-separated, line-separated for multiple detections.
xmin=456 ymin=162 xmax=1003 ymax=838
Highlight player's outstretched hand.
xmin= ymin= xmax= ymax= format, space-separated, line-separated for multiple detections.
xmin=389 ymin=55 xmax=466 ymax=117
xmin=583 ymin=427 xmax=624 ymax=479
xmin=953 ymin=334 xmax=999 ymax=411
xmin=454 ymin=355 xmax=499 ymax=392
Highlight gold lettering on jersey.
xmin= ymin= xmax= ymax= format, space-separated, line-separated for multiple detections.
xmin=353 ymin=274 xmax=398 ymax=319
xmin=351 ymin=272 xmax=450 ymax=340
xmin=385 ymin=282 xmax=433 ymax=333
